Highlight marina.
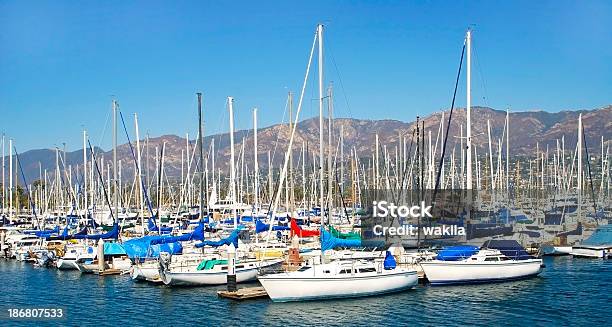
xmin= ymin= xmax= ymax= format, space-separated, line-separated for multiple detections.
xmin=1 ymin=2 xmax=611 ymax=326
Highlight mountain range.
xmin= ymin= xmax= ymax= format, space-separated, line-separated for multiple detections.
xmin=3 ymin=105 xmax=611 ymax=184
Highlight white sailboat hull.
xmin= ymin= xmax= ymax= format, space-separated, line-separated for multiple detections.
xmin=571 ymin=246 xmax=612 ymax=258
xmin=76 ymin=262 xmax=97 ymax=273
xmin=162 ymin=266 xmax=259 ymax=286
xmin=258 ymin=270 xmax=418 ymax=302
xmin=131 ymin=263 xmax=161 ymax=281
xmin=56 ymin=258 xmax=78 ymax=270
xmin=551 ymin=246 xmax=572 ymax=255
xmin=162 ymin=259 xmax=282 ymax=286
xmin=420 ymin=259 xmax=543 ymax=285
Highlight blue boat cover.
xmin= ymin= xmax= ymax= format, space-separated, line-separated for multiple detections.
xmin=581 ymin=224 xmax=612 ymax=246
xmin=255 ymin=219 xmax=291 ymax=233
xmin=195 ymin=226 xmax=244 ymax=248
xmin=436 ymin=245 xmax=479 ymax=261
xmin=27 ymin=226 xmax=60 ymax=237
xmin=103 ymin=242 xmax=127 ymax=255
xmin=383 ymin=251 xmax=396 ymax=270
xmin=73 ymin=223 xmax=119 ymax=240
xmin=149 ymin=223 xmax=205 ymax=245
xmin=482 ymin=239 xmax=533 ymax=260
xmin=45 ymin=227 xmax=89 ymax=241
xmin=320 ymin=227 xmax=361 ymax=252
xmin=122 ymin=236 xmax=183 ymax=259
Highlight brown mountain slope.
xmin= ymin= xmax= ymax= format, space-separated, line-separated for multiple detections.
xmin=8 ymin=105 xmax=612 ymax=183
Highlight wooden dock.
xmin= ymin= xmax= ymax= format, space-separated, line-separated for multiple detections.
xmin=94 ymin=269 xmax=122 ymax=276
xmin=217 ymin=287 xmax=269 ymax=300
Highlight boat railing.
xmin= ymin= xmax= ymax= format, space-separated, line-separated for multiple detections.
xmin=502 ymin=249 xmax=530 ymax=260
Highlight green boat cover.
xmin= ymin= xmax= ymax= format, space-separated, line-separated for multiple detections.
xmin=329 ymin=225 xmax=361 ymax=240
xmin=196 ymin=259 xmax=228 ymax=270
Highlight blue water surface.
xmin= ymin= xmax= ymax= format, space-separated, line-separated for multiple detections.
xmin=0 ymin=256 xmax=609 ymax=326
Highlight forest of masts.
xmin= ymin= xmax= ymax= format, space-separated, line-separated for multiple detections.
xmin=0 ymin=103 xmax=610 ymax=219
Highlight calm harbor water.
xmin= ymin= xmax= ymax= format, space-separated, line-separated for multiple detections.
xmin=0 ymin=256 xmax=610 ymax=326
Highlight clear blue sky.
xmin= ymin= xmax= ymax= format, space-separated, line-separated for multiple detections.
xmin=1 ymin=0 xmax=611 ymax=151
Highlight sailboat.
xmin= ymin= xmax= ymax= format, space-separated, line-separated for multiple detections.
xmin=259 ymin=252 xmax=417 ymax=302
xmin=161 ymin=255 xmax=282 ymax=286
xmin=56 ymin=242 xmax=96 ymax=270
xmin=259 ymin=227 xmax=418 ymax=302
xmin=418 ymin=30 xmax=546 ymax=285
xmin=159 ymin=226 xmax=282 ymax=285
xmin=420 ymin=240 xmax=543 ymax=285
xmin=253 ymin=24 xmax=418 ymax=301
xmin=75 ymin=100 xmax=131 ymax=274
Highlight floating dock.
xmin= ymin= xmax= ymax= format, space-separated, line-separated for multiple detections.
xmin=94 ymin=269 xmax=122 ymax=276
xmin=217 ymin=287 xmax=269 ymax=300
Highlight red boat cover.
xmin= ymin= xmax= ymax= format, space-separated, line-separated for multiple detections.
xmin=291 ymin=218 xmax=320 ymax=237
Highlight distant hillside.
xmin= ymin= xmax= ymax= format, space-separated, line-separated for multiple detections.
xmin=3 ymin=105 xmax=611 ymax=184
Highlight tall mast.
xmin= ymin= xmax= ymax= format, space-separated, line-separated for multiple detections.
xmin=55 ymin=147 xmax=60 ymax=212
xmin=263 ymin=24 xmax=317 ymax=241
xmin=487 ymin=120 xmax=494 ymax=191
xmin=253 ymin=108 xmax=259 ymax=211
xmin=146 ymin=133 xmax=150 ymax=192
xmin=113 ymin=100 xmax=118 ymax=226
xmin=577 ymin=113 xmax=583 ymax=223
xmin=465 ymin=29 xmax=473 ymax=190
xmin=83 ymin=130 xmax=88 ymax=221
xmin=327 ymin=85 xmax=333 ymax=208
xmin=197 ymin=92 xmax=204 ymax=222
xmin=186 ymin=133 xmax=191 ymax=205
xmin=577 ymin=114 xmax=583 ymax=191
xmin=440 ymin=112 xmax=445 ymax=189
xmin=317 ymin=23 xmax=325 ymax=222
xmin=289 ymin=93 xmax=294 ymax=213
xmin=601 ymin=136 xmax=605 ymax=192
xmin=302 ymin=141 xmax=306 ymax=210
xmin=267 ymin=151 xmax=272 ymax=203
xmin=9 ymin=139 xmax=12 ymax=219
xmin=211 ymin=138 xmax=215 ymax=201
xmin=375 ymin=134 xmax=379 ymax=189
xmin=1 ymin=134 xmax=4 ymax=215
xmin=38 ymin=163 xmax=42 ymax=217
xmin=135 ymin=113 xmax=144 ymax=230
xmin=228 ymin=96 xmax=237 ymax=228
xmin=340 ymin=125 xmax=344 ymax=193
xmin=506 ymin=108 xmax=510 ymax=192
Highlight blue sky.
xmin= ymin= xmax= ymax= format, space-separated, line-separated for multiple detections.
xmin=1 ymin=0 xmax=611 ymax=151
